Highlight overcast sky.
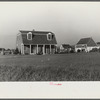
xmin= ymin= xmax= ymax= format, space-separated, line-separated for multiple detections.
xmin=0 ymin=2 xmax=100 ymax=49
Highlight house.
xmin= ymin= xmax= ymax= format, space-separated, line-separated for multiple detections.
xmin=4 ymin=49 xmax=12 ymax=55
xmin=96 ymin=42 xmax=100 ymax=49
xmin=0 ymin=48 xmax=5 ymax=55
xmin=16 ymin=29 xmax=57 ymax=55
xmin=0 ymin=48 xmax=5 ymax=52
xmin=75 ymin=37 xmax=98 ymax=52
xmin=0 ymin=49 xmax=14 ymax=55
xmin=60 ymin=44 xmax=72 ymax=53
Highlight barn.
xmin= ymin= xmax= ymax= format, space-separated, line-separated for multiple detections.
xmin=75 ymin=37 xmax=98 ymax=52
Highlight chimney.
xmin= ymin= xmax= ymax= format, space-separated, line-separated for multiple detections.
xmin=32 ymin=29 xmax=35 ymax=31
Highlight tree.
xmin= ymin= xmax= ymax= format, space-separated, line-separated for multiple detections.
xmin=14 ymin=48 xmax=19 ymax=54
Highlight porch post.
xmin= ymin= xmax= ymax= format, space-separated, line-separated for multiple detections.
xmin=43 ymin=45 xmax=45 ymax=55
xmin=55 ymin=45 xmax=57 ymax=53
xmin=86 ymin=44 xmax=88 ymax=52
xmin=30 ymin=45 xmax=31 ymax=54
xmin=37 ymin=44 xmax=38 ymax=54
xmin=53 ymin=45 xmax=54 ymax=54
xmin=50 ymin=45 xmax=51 ymax=54
xmin=21 ymin=44 xmax=22 ymax=54
xmin=23 ymin=44 xmax=24 ymax=54
xmin=21 ymin=43 xmax=24 ymax=54
xmin=46 ymin=45 xmax=47 ymax=54
xmin=75 ymin=45 xmax=78 ymax=52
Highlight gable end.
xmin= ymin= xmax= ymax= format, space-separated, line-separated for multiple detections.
xmin=87 ymin=38 xmax=97 ymax=46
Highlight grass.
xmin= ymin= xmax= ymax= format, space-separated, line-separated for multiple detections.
xmin=0 ymin=52 xmax=100 ymax=81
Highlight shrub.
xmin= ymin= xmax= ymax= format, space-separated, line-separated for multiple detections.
xmin=77 ymin=49 xmax=81 ymax=52
xmin=70 ymin=49 xmax=75 ymax=53
xmin=59 ymin=51 xmax=68 ymax=54
xmin=37 ymin=51 xmax=43 ymax=55
xmin=1 ymin=51 xmax=5 ymax=55
xmin=89 ymin=48 xmax=99 ymax=52
xmin=13 ymin=48 xmax=20 ymax=54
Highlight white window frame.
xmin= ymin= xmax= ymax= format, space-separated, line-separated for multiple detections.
xmin=47 ymin=33 xmax=52 ymax=41
xmin=27 ymin=32 xmax=32 ymax=40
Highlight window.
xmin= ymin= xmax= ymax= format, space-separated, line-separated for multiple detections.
xmin=27 ymin=32 xmax=32 ymax=40
xmin=47 ymin=33 xmax=51 ymax=40
xmin=47 ymin=33 xmax=53 ymax=41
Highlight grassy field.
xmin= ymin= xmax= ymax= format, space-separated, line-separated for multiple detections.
xmin=0 ymin=52 xmax=100 ymax=81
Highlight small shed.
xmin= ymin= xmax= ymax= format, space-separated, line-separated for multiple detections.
xmin=60 ymin=44 xmax=72 ymax=53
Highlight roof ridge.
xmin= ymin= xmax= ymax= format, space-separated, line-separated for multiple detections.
xmin=62 ymin=44 xmax=70 ymax=45
xmin=19 ymin=30 xmax=53 ymax=35
xmin=19 ymin=30 xmax=51 ymax=32
xmin=34 ymin=30 xmax=51 ymax=32
xmin=81 ymin=37 xmax=92 ymax=39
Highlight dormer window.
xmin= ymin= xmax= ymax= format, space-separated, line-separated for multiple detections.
xmin=27 ymin=32 xmax=32 ymax=40
xmin=47 ymin=33 xmax=53 ymax=41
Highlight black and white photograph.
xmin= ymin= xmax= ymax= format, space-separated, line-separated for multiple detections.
xmin=0 ymin=2 xmax=100 ymax=82
xmin=0 ymin=1 xmax=100 ymax=99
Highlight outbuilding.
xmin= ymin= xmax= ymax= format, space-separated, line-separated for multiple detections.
xmin=75 ymin=37 xmax=98 ymax=52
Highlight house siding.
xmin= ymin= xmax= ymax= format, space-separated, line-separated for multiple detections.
xmin=75 ymin=44 xmax=88 ymax=52
xmin=87 ymin=38 xmax=97 ymax=47
xmin=16 ymin=33 xmax=23 ymax=53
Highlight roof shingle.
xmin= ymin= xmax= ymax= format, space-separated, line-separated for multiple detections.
xmin=77 ymin=37 xmax=97 ymax=46
xmin=20 ymin=30 xmax=57 ymax=45
xmin=77 ymin=37 xmax=91 ymax=44
xmin=61 ymin=44 xmax=72 ymax=49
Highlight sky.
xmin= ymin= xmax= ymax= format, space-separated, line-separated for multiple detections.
xmin=0 ymin=2 xmax=100 ymax=49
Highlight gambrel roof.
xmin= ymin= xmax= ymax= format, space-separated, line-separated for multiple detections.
xmin=77 ymin=37 xmax=97 ymax=46
xmin=19 ymin=30 xmax=57 ymax=45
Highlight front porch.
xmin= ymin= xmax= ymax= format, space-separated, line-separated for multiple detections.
xmin=75 ymin=44 xmax=88 ymax=52
xmin=21 ymin=44 xmax=57 ymax=55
